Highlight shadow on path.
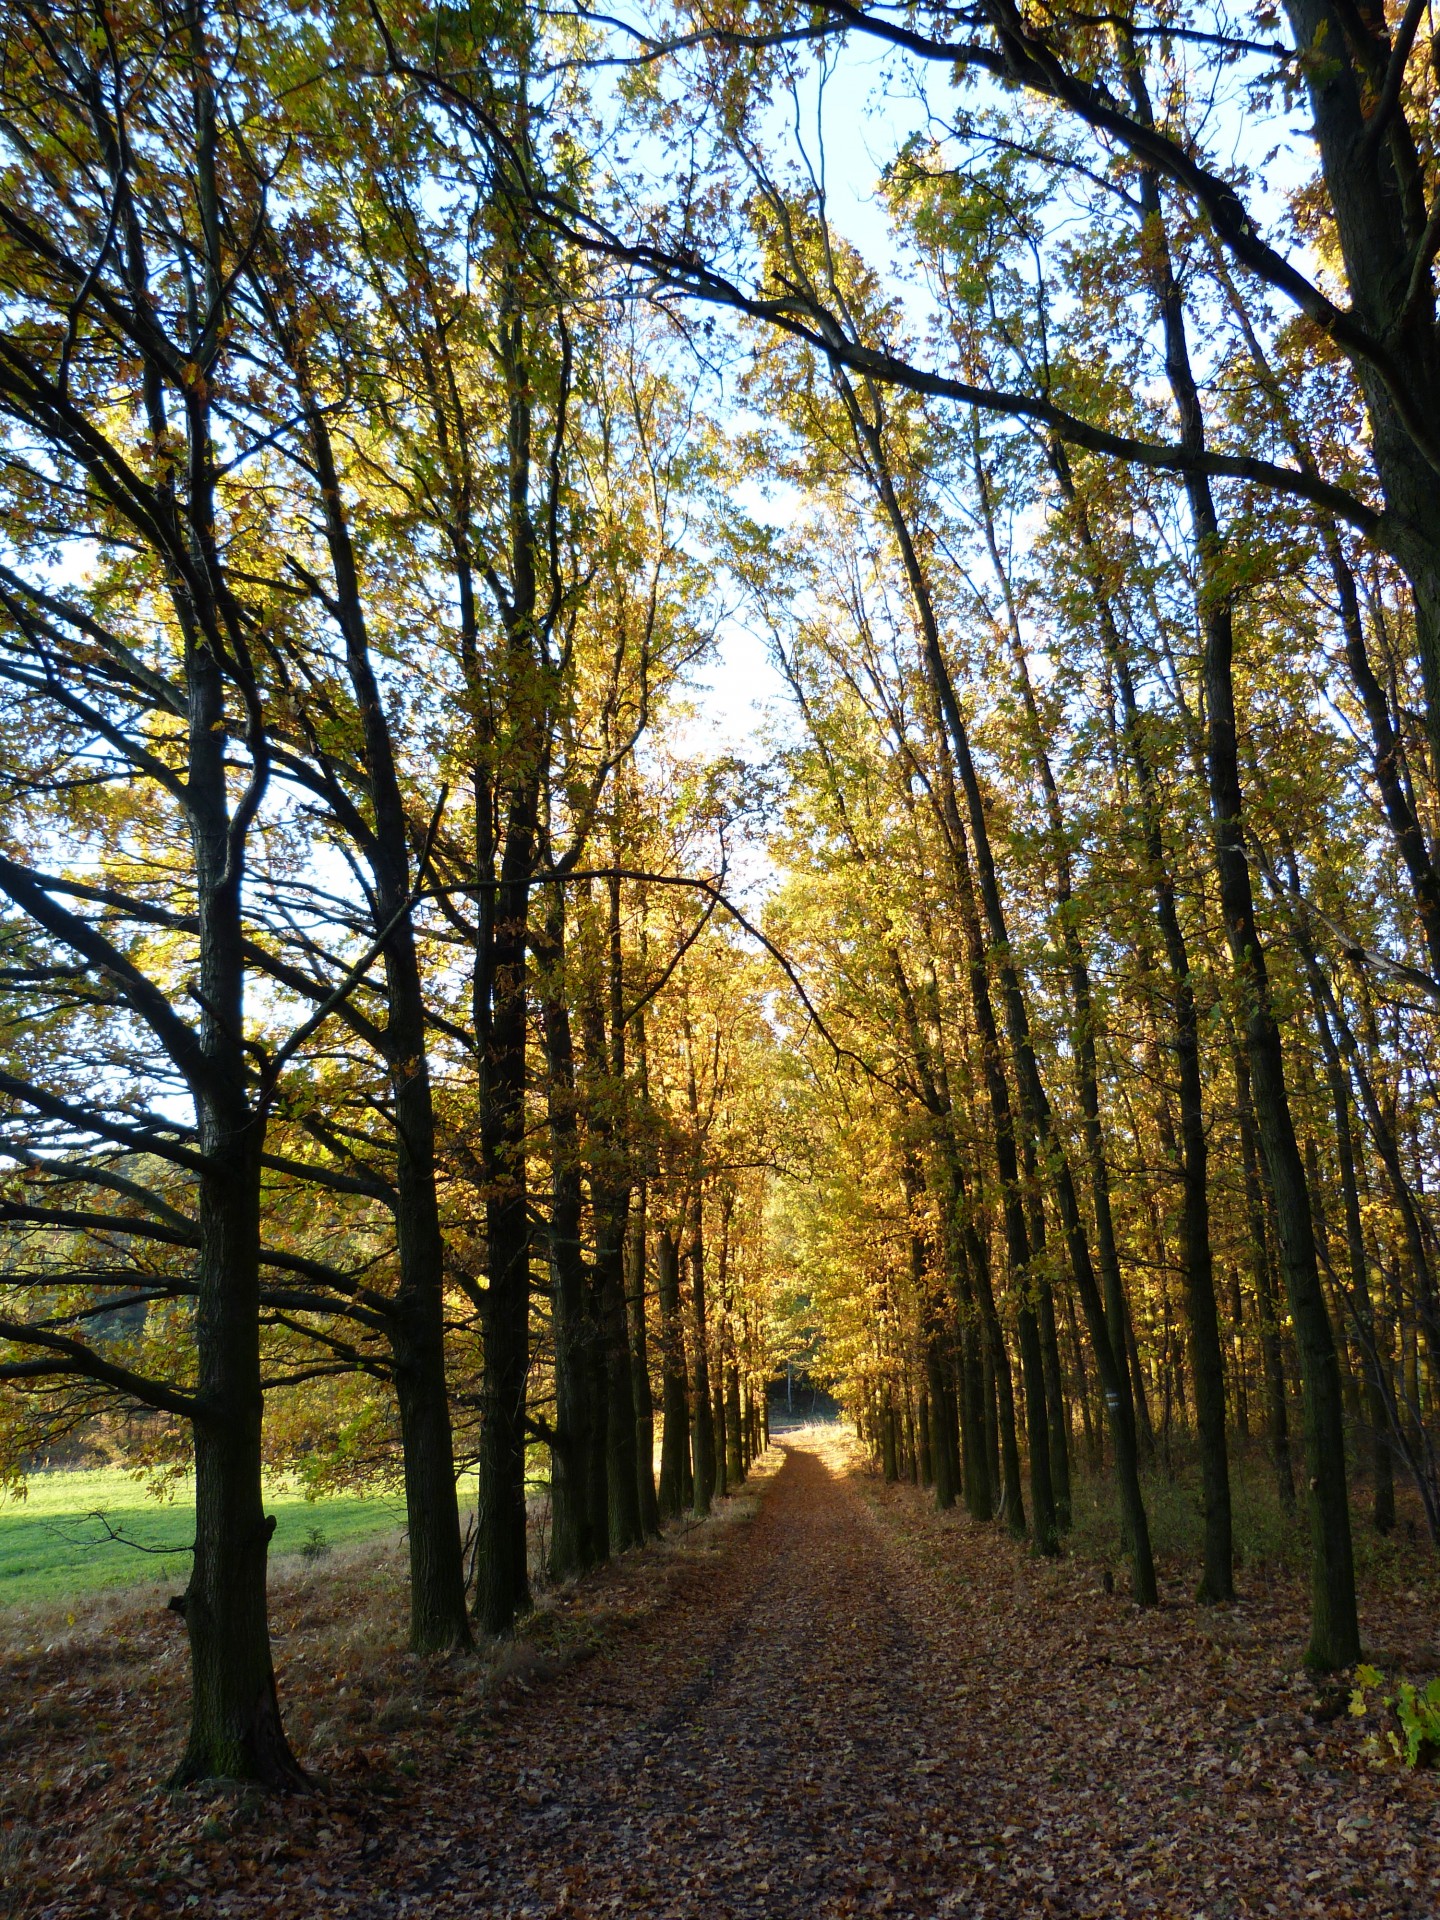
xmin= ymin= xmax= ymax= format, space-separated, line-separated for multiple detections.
xmin=435 ymin=1432 xmax=966 ymax=1918
xmin=360 ymin=1428 xmax=1436 ymax=1920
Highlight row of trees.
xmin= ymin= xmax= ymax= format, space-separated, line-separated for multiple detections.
xmin=4 ymin=0 xmax=1440 ymax=1787
xmin=0 ymin=0 xmax=782 ymax=1787
xmin=601 ymin=0 xmax=1439 ymax=1681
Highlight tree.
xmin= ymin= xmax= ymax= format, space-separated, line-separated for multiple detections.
xmin=0 ymin=0 xmax=306 ymax=1781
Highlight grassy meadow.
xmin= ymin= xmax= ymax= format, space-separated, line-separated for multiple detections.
xmin=0 ymin=1468 xmax=405 ymax=1608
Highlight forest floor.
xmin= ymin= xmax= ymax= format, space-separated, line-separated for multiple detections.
xmin=3 ymin=1426 xmax=1438 ymax=1919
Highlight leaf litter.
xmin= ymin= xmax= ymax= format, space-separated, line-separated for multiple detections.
xmin=1 ymin=1428 xmax=1436 ymax=1918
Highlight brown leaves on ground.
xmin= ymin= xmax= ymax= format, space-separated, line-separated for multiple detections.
xmin=2 ymin=1432 xmax=1437 ymax=1919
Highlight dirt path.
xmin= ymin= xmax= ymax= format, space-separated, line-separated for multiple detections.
xmin=310 ymin=1429 xmax=1435 ymax=1920
xmin=440 ymin=1436 xmax=966 ymax=1919
xmin=12 ymin=1429 xmax=1439 ymax=1918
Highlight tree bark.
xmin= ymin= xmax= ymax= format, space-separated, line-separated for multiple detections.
xmin=474 ymin=869 xmax=535 ymax=1631
xmin=1274 ymin=876 xmax=1398 ymax=1534
xmin=1234 ymin=1044 xmax=1296 ymax=1510
xmin=1279 ymin=0 xmax=1440 ymax=776
xmin=1128 ymin=59 xmax=1357 ymax=1660
xmin=1051 ymin=443 xmax=1232 ymax=1598
xmin=655 ymin=1227 xmax=691 ymax=1520
xmin=295 ymin=388 xmax=471 ymax=1655
xmin=174 ymin=1118 xmax=301 ymax=1787
xmin=627 ymin=1194 xmax=661 ymax=1537
xmin=537 ymin=902 xmax=604 ymax=1581
xmin=470 ymin=273 xmax=545 ymax=1637
xmin=175 ymin=558 xmax=302 ymax=1783
xmin=688 ymin=1190 xmax=716 ymax=1516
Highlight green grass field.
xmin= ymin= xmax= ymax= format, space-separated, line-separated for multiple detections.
xmin=0 ymin=1468 xmax=406 ymax=1608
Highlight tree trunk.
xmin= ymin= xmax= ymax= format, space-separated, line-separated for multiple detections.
xmin=626 ymin=1198 xmax=661 ymax=1537
xmin=598 ymin=1206 xmax=641 ymax=1550
xmin=380 ymin=1007 xmax=470 ymax=1650
xmin=655 ymin=1228 xmax=691 ymax=1520
xmin=173 ymin=1130 xmax=303 ymax=1789
xmin=536 ymin=904 xmax=603 ymax=1582
xmin=1123 ymin=55 xmax=1353 ymax=1651
xmin=1015 ymin=1290 xmax=1059 ymax=1555
xmin=472 ymin=779 xmax=536 ymax=1636
xmin=713 ymin=1370 xmax=729 ymax=1497
xmin=924 ymin=1342 xmax=957 ymax=1510
xmin=881 ymin=1386 xmax=899 ymax=1482
xmin=1235 ymin=1045 xmax=1296 ymax=1509
xmin=1224 ymin=863 xmax=1358 ymax=1664
xmin=298 ymin=379 xmax=472 ymax=1656
xmin=688 ymin=1193 xmax=716 ymax=1516
xmin=547 ymin=1172 xmax=601 ymax=1582
xmin=1131 ymin=115 xmax=1357 ymax=1658
xmin=475 ymin=906 xmax=534 ymax=1631
xmin=967 ymin=1212 xmax=1022 ymax=1530
xmin=957 ymin=1317 xmax=990 ymax=1517
xmin=390 ymin=1296 xmax=471 ymax=1652
xmin=587 ymin=873 xmax=642 ymax=1553
xmin=1038 ymin=1276 xmax=1072 ymax=1533
xmin=474 ymin=1186 xmax=533 ymax=1634
xmin=1278 ymin=876 xmax=1397 ymax=1535
xmin=1064 ymin=1287 xmax=1100 ymax=1470
xmin=1227 ymin=1265 xmax=1250 ymax=1442
xmin=176 ymin=494 xmax=302 ymax=1782
xmin=1052 ymin=442 xmax=1231 ymax=1598
xmin=725 ymin=1363 xmax=745 ymax=1489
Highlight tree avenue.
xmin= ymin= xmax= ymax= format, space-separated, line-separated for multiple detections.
xmin=0 ymin=0 xmax=1438 ymax=1795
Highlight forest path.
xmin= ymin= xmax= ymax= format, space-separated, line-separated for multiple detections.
xmin=448 ymin=1433 xmax=958 ymax=1918
xmin=9 ymin=1433 xmax=1436 ymax=1917
xmin=350 ymin=1428 xmax=1434 ymax=1920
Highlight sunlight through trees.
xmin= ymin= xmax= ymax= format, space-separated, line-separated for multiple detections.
xmin=1 ymin=0 xmax=1438 ymax=1790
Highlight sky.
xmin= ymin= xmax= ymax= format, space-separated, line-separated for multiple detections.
xmin=667 ymin=45 xmax=910 ymax=779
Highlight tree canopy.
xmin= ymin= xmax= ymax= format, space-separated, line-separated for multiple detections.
xmin=1 ymin=0 xmax=1438 ymax=1784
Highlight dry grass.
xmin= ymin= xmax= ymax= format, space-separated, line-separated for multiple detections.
xmin=0 ymin=1446 xmax=787 ymax=1919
